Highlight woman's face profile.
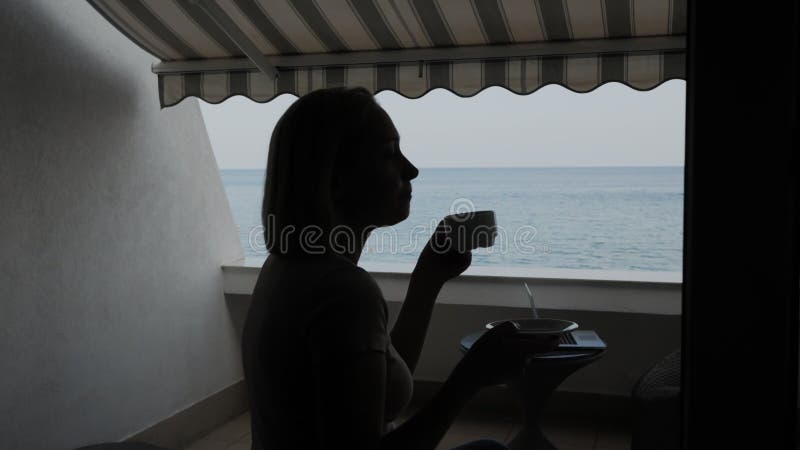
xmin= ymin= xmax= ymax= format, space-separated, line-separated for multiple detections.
xmin=333 ymin=104 xmax=419 ymax=229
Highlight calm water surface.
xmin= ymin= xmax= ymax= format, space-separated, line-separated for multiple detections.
xmin=221 ymin=167 xmax=683 ymax=272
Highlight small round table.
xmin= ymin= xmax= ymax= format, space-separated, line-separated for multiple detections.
xmin=460 ymin=331 xmax=606 ymax=450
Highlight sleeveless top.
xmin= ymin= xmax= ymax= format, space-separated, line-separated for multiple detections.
xmin=241 ymin=252 xmax=413 ymax=450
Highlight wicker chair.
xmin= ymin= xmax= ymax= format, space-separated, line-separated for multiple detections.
xmin=630 ymin=349 xmax=681 ymax=450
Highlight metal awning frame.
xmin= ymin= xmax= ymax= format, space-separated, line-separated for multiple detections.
xmin=190 ymin=0 xmax=278 ymax=79
xmin=152 ymin=35 xmax=686 ymax=75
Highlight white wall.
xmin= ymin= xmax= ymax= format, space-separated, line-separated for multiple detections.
xmin=0 ymin=1 xmax=243 ymax=449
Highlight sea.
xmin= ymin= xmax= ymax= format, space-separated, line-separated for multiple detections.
xmin=221 ymin=166 xmax=683 ymax=272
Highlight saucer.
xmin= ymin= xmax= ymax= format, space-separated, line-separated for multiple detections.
xmin=486 ymin=318 xmax=579 ymax=334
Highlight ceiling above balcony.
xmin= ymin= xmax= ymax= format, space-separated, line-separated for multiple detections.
xmin=89 ymin=0 xmax=686 ymax=108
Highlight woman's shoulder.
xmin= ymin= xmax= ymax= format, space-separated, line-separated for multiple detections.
xmin=312 ymin=255 xmax=386 ymax=318
xmin=304 ymin=256 xmax=389 ymax=353
xmin=314 ymin=258 xmax=382 ymax=301
xmin=262 ymin=252 xmax=382 ymax=301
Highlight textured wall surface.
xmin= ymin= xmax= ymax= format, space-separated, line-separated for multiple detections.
xmin=0 ymin=1 xmax=243 ymax=448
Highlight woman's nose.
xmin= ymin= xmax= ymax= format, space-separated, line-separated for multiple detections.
xmin=403 ymin=155 xmax=419 ymax=180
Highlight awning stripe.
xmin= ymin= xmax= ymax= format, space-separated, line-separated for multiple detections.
xmin=158 ymin=52 xmax=683 ymax=106
xmin=231 ymin=0 xmax=297 ymax=54
xmin=119 ymin=0 xmax=200 ymax=58
xmin=605 ymin=0 xmax=633 ymax=38
xmin=412 ymin=0 xmax=455 ymax=47
xmin=601 ymin=53 xmax=625 ymax=82
xmin=345 ymin=66 xmax=369 ymax=90
xmin=93 ymin=0 xmax=175 ymax=60
xmin=350 ymin=1 xmax=401 ymax=49
xmin=276 ymin=68 xmax=296 ymax=92
xmin=90 ymin=0 xmax=686 ymax=107
xmin=562 ymin=1 xmax=575 ymax=39
xmin=501 ymin=0 xmax=545 ymax=42
xmin=184 ymin=73 xmax=202 ymax=98
xmin=290 ymin=0 xmax=348 ymax=52
xmin=382 ymin=0 xmax=429 ymax=47
xmin=565 ymin=0 xmax=604 ymax=40
xmin=537 ymin=0 xmax=571 ymax=41
xmin=484 ymin=59 xmax=507 ymax=87
xmin=216 ymin=0 xmax=277 ymax=54
xmin=429 ymin=61 xmax=450 ymax=89
xmin=158 ymin=73 xmax=166 ymax=106
xmin=436 ymin=1 xmax=485 ymax=46
xmin=377 ymin=64 xmax=398 ymax=91
xmin=97 ymin=0 xmax=685 ymax=60
xmin=260 ymin=0 xmax=326 ymax=53
xmin=633 ymin=0 xmax=670 ymax=36
xmin=670 ymin=0 xmax=687 ymax=34
xmin=473 ymin=1 xmax=512 ymax=44
xmin=229 ymin=71 xmax=249 ymax=95
xmin=662 ymin=51 xmax=685 ymax=79
xmin=176 ymin=0 xmax=243 ymax=56
xmin=325 ymin=66 xmax=345 ymax=88
xmin=541 ymin=56 xmax=564 ymax=84
xmin=141 ymin=0 xmax=227 ymax=57
xmin=202 ymin=73 xmax=228 ymax=102
xmin=316 ymin=0 xmax=378 ymax=50
xmin=566 ymin=56 xmax=599 ymax=91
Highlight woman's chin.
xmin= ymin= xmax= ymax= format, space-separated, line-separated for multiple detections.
xmin=397 ymin=201 xmax=411 ymax=220
xmin=384 ymin=206 xmax=411 ymax=226
xmin=370 ymin=198 xmax=411 ymax=227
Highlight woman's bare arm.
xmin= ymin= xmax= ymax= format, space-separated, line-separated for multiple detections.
xmin=391 ymin=220 xmax=472 ymax=374
xmin=389 ymin=270 xmax=444 ymax=374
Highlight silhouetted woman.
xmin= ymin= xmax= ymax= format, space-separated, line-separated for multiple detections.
xmin=242 ymin=87 xmax=549 ymax=450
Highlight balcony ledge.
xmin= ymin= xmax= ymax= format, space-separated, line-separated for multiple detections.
xmin=222 ymin=257 xmax=681 ymax=315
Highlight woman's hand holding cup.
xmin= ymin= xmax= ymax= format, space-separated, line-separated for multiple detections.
xmin=414 ymin=218 xmax=472 ymax=286
xmin=413 ymin=210 xmax=497 ymax=286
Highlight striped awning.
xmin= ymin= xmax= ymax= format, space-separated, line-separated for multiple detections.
xmin=89 ymin=0 xmax=686 ymax=108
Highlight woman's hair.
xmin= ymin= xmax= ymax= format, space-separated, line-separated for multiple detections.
xmin=262 ymin=87 xmax=378 ymax=256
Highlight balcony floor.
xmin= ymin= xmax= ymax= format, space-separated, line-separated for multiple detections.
xmin=180 ymin=408 xmax=631 ymax=450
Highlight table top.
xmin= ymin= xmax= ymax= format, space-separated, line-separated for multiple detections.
xmin=460 ymin=330 xmax=606 ymax=361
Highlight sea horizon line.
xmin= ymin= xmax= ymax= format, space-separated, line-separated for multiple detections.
xmin=219 ymin=164 xmax=685 ymax=171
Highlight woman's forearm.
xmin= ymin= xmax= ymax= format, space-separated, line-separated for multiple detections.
xmin=389 ymin=270 xmax=444 ymax=373
xmin=379 ymin=373 xmax=475 ymax=450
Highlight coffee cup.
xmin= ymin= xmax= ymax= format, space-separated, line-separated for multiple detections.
xmin=443 ymin=210 xmax=497 ymax=251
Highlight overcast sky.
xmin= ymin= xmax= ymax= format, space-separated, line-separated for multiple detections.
xmin=200 ymin=80 xmax=685 ymax=169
